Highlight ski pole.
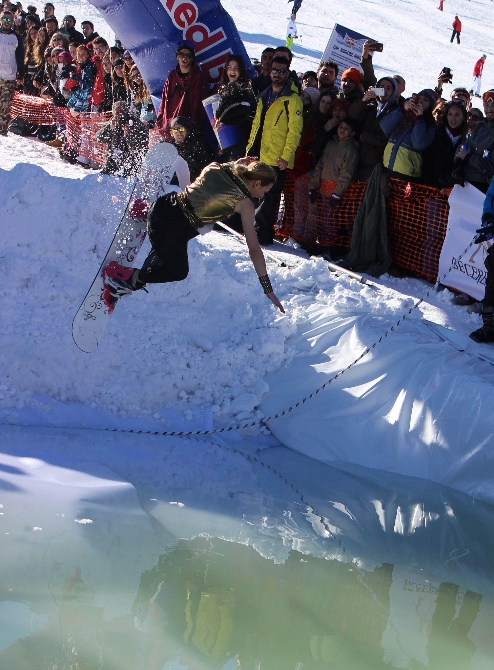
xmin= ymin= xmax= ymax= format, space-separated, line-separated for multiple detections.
xmin=215 ymin=221 xmax=292 ymax=267
xmin=326 ymin=261 xmax=373 ymax=285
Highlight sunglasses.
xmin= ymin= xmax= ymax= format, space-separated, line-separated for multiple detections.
xmin=450 ymin=97 xmax=467 ymax=106
xmin=53 ymin=37 xmax=63 ymax=41
xmin=271 ymin=67 xmax=287 ymax=75
xmin=1 ymin=16 xmax=13 ymax=21
xmin=131 ymin=73 xmax=141 ymax=80
xmin=171 ymin=126 xmax=186 ymax=133
xmin=123 ymin=55 xmax=132 ymax=60
xmin=177 ymin=52 xmax=192 ymax=59
xmin=114 ymin=63 xmax=124 ymax=68
xmin=468 ymin=114 xmax=482 ymax=120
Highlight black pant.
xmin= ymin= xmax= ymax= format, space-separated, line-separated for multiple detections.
xmin=450 ymin=29 xmax=460 ymax=43
xmin=254 ymin=167 xmax=286 ymax=244
xmin=483 ymin=246 xmax=494 ymax=307
xmin=138 ymin=192 xmax=199 ymax=284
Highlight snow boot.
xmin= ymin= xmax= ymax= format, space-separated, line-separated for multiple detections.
xmin=470 ymin=306 xmax=494 ymax=343
xmin=103 ymin=261 xmax=146 ymax=298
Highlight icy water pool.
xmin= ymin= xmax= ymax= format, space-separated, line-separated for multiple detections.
xmin=2 ymin=424 xmax=494 ymax=669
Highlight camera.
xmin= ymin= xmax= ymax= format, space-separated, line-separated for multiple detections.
xmin=368 ymin=41 xmax=384 ymax=52
xmin=441 ymin=66 xmax=453 ymax=83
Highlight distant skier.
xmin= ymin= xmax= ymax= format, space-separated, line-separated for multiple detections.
xmin=287 ymin=0 xmax=303 ymax=18
xmin=286 ymin=15 xmax=297 ymax=49
xmin=450 ymin=15 xmax=461 ymax=44
xmin=470 ymin=55 xmax=486 ymax=98
xmin=438 ymin=0 xmax=443 ymax=10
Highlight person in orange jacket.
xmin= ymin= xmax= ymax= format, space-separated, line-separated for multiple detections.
xmin=450 ymin=15 xmax=461 ymax=44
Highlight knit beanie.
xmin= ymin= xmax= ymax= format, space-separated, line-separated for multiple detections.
xmin=329 ymin=98 xmax=351 ymax=113
xmin=418 ymin=88 xmax=439 ymax=109
xmin=341 ymin=67 xmax=362 ymax=86
xmin=302 ymin=86 xmax=320 ymax=105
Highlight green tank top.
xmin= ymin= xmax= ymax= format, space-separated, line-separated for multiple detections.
xmin=176 ymin=162 xmax=251 ymax=230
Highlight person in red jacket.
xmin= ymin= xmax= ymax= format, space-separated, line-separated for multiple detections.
xmin=90 ymin=36 xmax=108 ymax=111
xmin=156 ymin=39 xmax=209 ymax=141
xmin=470 ymin=55 xmax=486 ymax=98
xmin=450 ymin=15 xmax=461 ymax=44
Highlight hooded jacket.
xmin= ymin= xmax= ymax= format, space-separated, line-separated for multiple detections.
xmin=380 ymin=106 xmax=436 ymax=178
xmin=156 ymin=63 xmax=209 ymax=139
xmin=246 ymin=79 xmax=303 ymax=169
xmin=309 ymin=136 xmax=359 ymax=197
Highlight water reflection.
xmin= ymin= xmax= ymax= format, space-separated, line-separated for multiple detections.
xmin=0 ymin=536 xmax=490 ymax=669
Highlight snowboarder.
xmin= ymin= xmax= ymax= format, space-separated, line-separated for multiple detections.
xmin=105 ymin=159 xmax=286 ymax=313
xmin=450 ymin=16 xmax=461 ymax=44
xmin=470 ymin=55 xmax=486 ymax=98
xmin=286 ymin=15 xmax=297 ymax=49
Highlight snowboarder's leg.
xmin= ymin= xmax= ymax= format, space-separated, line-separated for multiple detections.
xmin=138 ymin=192 xmax=199 ymax=284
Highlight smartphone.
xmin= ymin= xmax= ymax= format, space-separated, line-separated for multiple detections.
xmin=369 ymin=42 xmax=384 ymax=52
xmin=411 ymin=94 xmax=420 ymax=104
xmin=371 ymin=87 xmax=385 ymax=96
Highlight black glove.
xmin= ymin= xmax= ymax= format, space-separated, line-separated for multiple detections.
xmin=328 ymin=194 xmax=341 ymax=208
xmin=451 ymin=158 xmax=465 ymax=187
xmin=475 ymin=212 xmax=494 ymax=243
xmin=309 ymin=189 xmax=317 ymax=204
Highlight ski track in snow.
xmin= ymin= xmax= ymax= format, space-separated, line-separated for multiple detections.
xmin=1 ymin=0 xmax=493 ymax=433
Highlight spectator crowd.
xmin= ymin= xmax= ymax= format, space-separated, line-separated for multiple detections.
xmin=0 ymin=2 xmax=493 ymax=262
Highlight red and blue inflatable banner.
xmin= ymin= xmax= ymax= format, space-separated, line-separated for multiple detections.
xmin=86 ymin=0 xmax=253 ymax=98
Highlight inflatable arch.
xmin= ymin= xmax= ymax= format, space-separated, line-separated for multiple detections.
xmin=87 ymin=0 xmax=254 ymax=100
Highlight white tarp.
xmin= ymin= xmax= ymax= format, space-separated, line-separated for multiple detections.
xmin=439 ymin=183 xmax=488 ymax=300
xmin=261 ymin=304 xmax=494 ymax=505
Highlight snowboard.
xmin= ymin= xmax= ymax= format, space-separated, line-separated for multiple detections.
xmin=72 ymin=142 xmax=183 ymax=353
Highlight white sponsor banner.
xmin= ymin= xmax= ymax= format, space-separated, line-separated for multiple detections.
xmin=438 ymin=183 xmax=490 ymax=300
xmin=321 ymin=24 xmax=373 ymax=85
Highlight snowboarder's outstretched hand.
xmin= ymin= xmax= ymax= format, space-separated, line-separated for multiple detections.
xmin=267 ymin=292 xmax=285 ymax=313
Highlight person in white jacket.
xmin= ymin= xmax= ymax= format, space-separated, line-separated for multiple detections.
xmin=0 ymin=9 xmax=24 ymax=135
xmin=286 ymin=15 xmax=297 ymax=49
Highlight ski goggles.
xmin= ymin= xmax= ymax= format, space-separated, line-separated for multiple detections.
xmin=483 ymin=91 xmax=494 ymax=103
xmin=170 ymin=126 xmax=187 ymax=133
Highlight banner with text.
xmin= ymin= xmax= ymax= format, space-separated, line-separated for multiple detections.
xmin=438 ymin=183 xmax=488 ymax=300
xmin=87 ymin=0 xmax=254 ymax=100
xmin=321 ymin=24 xmax=373 ymax=84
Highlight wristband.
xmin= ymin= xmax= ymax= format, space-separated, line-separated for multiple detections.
xmin=258 ymin=274 xmax=273 ymax=294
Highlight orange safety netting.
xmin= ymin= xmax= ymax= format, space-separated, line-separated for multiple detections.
xmin=10 ymin=91 xmax=56 ymax=125
xmin=277 ymin=173 xmax=451 ymax=281
xmin=387 ymin=178 xmax=451 ymax=281
xmin=63 ymin=109 xmax=112 ymax=165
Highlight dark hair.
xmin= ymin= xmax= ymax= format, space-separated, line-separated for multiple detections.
xmin=262 ymin=47 xmax=275 ymax=54
xmin=317 ymin=60 xmax=339 ymax=78
xmin=272 ymin=56 xmax=289 ymax=69
xmin=302 ymin=70 xmax=317 ymax=80
xmin=81 ymin=20 xmax=94 ymax=28
xmin=63 ymin=14 xmax=76 ymax=22
xmin=273 ymin=46 xmax=292 ymax=64
xmin=440 ymin=100 xmax=468 ymax=130
xmin=92 ymin=36 xmax=108 ymax=48
xmin=45 ymin=15 xmax=57 ymax=23
xmin=220 ymin=54 xmax=248 ymax=85
xmin=44 ymin=2 xmax=54 ymax=7
xmin=338 ymin=117 xmax=358 ymax=132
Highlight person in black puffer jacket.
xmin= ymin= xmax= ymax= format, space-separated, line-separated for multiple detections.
xmin=214 ymin=54 xmax=257 ymax=161
xmin=169 ymin=115 xmax=213 ymax=182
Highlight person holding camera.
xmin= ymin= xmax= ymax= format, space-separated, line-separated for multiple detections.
xmin=95 ymin=101 xmax=149 ymax=177
xmin=349 ymin=76 xmax=399 ymax=180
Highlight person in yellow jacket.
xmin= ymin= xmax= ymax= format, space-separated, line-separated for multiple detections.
xmin=246 ymin=55 xmax=303 ymax=244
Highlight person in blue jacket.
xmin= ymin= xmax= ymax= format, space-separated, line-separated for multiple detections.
xmin=66 ymin=43 xmax=96 ymax=113
xmin=380 ymin=88 xmax=438 ymax=179
xmin=470 ymin=179 xmax=494 ymax=342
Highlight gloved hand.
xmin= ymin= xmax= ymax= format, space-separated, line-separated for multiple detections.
xmin=129 ymin=198 xmax=149 ymax=219
xmin=328 ymin=194 xmax=341 ymax=208
xmin=474 ymin=212 xmax=494 ymax=243
xmin=309 ymin=189 xmax=317 ymax=204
